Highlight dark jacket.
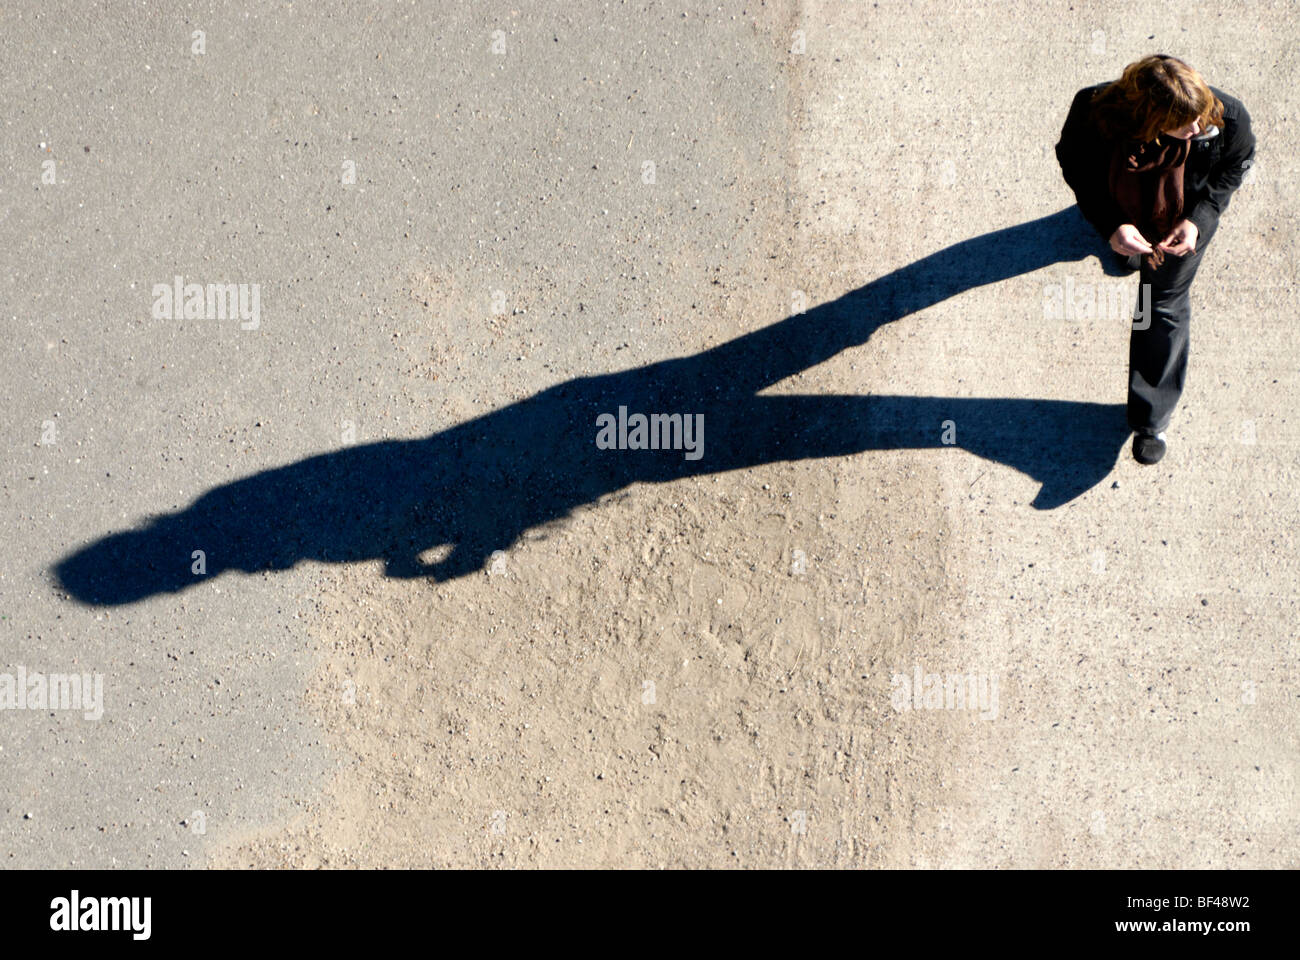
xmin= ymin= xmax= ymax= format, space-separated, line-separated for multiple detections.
xmin=1056 ymin=81 xmax=1256 ymax=243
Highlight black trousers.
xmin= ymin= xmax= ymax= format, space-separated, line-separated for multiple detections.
xmin=1120 ymin=220 xmax=1218 ymax=434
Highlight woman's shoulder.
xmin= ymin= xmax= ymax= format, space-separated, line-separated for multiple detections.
xmin=1066 ymin=81 xmax=1118 ymax=141
xmin=1208 ymin=85 xmax=1249 ymax=121
xmin=1068 ymin=80 xmax=1112 ymax=106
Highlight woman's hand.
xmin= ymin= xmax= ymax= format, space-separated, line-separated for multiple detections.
xmin=1109 ymin=223 xmax=1154 ymax=256
xmin=1157 ymin=219 xmax=1199 ymax=257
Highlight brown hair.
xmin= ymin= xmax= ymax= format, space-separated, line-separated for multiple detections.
xmin=1091 ymin=54 xmax=1224 ymax=143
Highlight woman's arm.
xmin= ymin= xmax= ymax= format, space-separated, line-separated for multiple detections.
xmin=1184 ymin=95 xmax=1256 ymax=239
xmin=1055 ymin=85 xmax=1127 ymax=242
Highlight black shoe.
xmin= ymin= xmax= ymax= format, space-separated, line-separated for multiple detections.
xmin=1132 ymin=430 xmax=1167 ymax=465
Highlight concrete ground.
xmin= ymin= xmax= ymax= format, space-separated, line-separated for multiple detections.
xmin=1 ymin=0 xmax=1295 ymax=868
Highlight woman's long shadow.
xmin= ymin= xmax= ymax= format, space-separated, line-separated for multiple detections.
xmin=56 ymin=206 xmax=1136 ymax=605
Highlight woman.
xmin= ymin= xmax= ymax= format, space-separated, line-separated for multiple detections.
xmin=1056 ymin=55 xmax=1256 ymax=465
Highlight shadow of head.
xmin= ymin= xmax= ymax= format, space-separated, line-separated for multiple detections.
xmin=54 ymin=519 xmax=217 ymax=606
